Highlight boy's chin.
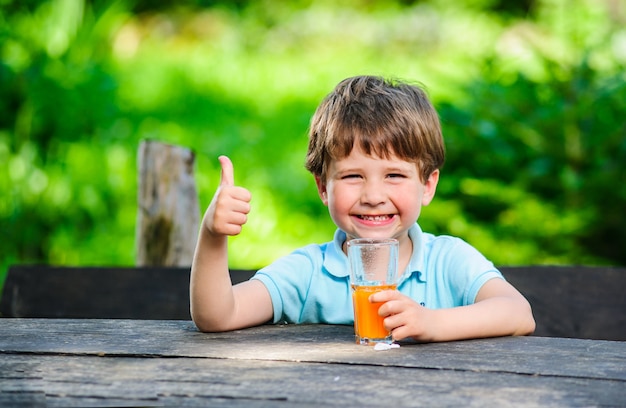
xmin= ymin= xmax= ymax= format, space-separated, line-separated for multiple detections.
xmin=346 ymin=229 xmax=400 ymax=241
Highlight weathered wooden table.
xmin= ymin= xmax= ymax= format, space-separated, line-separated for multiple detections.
xmin=1 ymin=319 xmax=624 ymax=407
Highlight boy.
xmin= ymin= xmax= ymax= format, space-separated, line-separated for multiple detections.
xmin=190 ymin=75 xmax=535 ymax=342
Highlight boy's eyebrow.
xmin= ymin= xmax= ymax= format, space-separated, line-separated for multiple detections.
xmin=385 ymin=163 xmax=415 ymax=171
xmin=331 ymin=167 xmax=361 ymax=175
xmin=333 ymin=164 xmax=417 ymax=174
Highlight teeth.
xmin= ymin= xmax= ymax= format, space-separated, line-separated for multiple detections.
xmin=360 ymin=215 xmax=389 ymax=221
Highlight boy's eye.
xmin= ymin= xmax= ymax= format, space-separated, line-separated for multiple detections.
xmin=387 ymin=173 xmax=405 ymax=178
xmin=342 ymin=174 xmax=361 ymax=179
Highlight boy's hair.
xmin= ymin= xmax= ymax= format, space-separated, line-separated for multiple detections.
xmin=305 ymin=75 xmax=445 ymax=183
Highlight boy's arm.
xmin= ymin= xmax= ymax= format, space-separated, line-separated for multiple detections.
xmin=189 ymin=156 xmax=273 ymax=332
xmin=426 ymin=278 xmax=535 ymax=341
xmin=374 ymin=278 xmax=535 ymax=342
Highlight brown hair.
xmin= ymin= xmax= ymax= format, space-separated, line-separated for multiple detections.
xmin=305 ymin=75 xmax=445 ymax=182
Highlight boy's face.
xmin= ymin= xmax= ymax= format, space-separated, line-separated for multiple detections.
xmin=315 ymin=145 xmax=439 ymax=249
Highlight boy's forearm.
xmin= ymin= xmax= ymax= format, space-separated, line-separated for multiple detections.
xmin=189 ymin=229 xmax=236 ymax=332
xmin=427 ymin=296 xmax=535 ymax=342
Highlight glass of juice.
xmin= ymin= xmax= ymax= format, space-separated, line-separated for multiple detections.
xmin=347 ymin=238 xmax=399 ymax=345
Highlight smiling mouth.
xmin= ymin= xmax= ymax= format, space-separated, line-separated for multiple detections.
xmin=357 ymin=214 xmax=392 ymax=222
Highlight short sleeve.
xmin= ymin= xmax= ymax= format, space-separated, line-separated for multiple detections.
xmin=251 ymin=245 xmax=320 ymax=324
xmin=422 ymin=236 xmax=504 ymax=308
xmin=446 ymin=239 xmax=503 ymax=305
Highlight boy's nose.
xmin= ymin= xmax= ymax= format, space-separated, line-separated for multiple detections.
xmin=360 ymin=181 xmax=387 ymax=206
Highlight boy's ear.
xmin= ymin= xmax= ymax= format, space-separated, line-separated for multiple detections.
xmin=422 ymin=169 xmax=439 ymax=206
xmin=315 ymin=175 xmax=329 ymax=206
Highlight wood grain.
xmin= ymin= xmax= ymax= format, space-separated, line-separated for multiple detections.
xmin=0 ymin=320 xmax=624 ymax=407
xmin=0 ymin=319 xmax=624 ymax=380
xmin=135 ymin=140 xmax=200 ymax=267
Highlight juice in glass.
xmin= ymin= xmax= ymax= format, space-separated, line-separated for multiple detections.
xmin=347 ymin=237 xmax=399 ymax=345
xmin=352 ymin=284 xmax=397 ymax=344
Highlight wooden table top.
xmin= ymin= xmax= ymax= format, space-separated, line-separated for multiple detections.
xmin=1 ymin=318 xmax=625 ymax=407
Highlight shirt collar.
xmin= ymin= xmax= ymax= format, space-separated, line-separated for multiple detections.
xmin=322 ymin=229 xmax=350 ymax=278
xmin=404 ymin=223 xmax=426 ymax=284
xmin=323 ymin=225 xmax=426 ymax=283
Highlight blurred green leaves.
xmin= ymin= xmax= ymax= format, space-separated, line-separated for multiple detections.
xmin=1 ymin=0 xmax=625 ymax=291
xmin=438 ymin=51 xmax=626 ymax=265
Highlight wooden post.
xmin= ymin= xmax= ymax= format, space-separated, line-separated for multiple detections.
xmin=135 ymin=140 xmax=200 ymax=266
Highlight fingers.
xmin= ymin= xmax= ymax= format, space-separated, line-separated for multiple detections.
xmin=218 ymin=155 xmax=234 ymax=187
xmin=203 ymin=156 xmax=252 ymax=237
xmin=369 ymin=289 xmax=400 ymax=303
xmin=215 ymin=155 xmax=251 ymax=205
xmin=376 ymin=295 xmax=431 ymax=342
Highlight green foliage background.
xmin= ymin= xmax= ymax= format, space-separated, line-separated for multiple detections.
xmin=1 ymin=0 xmax=625 ymax=290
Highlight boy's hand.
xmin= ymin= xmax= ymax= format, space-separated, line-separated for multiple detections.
xmin=203 ymin=155 xmax=251 ymax=237
xmin=370 ymin=290 xmax=436 ymax=342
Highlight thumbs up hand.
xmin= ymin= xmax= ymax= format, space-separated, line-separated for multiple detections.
xmin=203 ymin=156 xmax=252 ymax=237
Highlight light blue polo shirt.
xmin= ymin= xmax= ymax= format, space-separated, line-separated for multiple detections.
xmin=252 ymin=224 xmax=503 ymax=325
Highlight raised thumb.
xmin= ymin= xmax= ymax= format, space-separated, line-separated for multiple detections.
xmin=218 ymin=155 xmax=234 ymax=187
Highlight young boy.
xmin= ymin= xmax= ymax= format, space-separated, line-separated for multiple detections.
xmin=190 ymin=75 xmax=535 ymax=342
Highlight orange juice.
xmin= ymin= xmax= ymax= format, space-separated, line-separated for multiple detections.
xmin=351 ymin=284 xmax=397 ymax=344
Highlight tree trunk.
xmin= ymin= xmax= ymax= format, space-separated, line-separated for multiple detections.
xmin=135 ymin=140 xmax=200 ymax=266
